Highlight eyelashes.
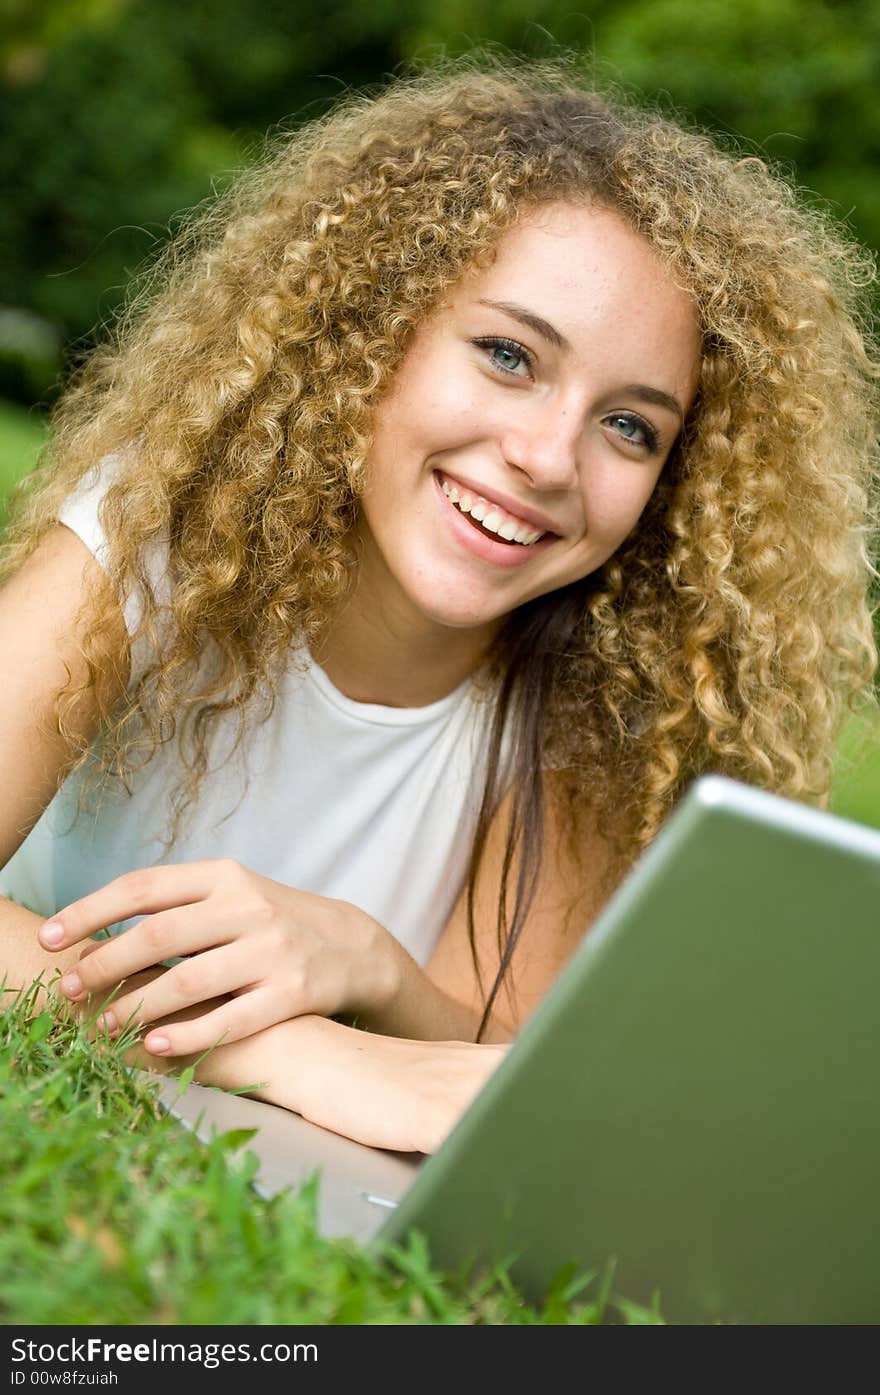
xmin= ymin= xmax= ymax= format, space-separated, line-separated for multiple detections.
xmin=604 ymin=413 xmax=660 ymax=453
xmin=470 ymin=335 xmax=534 ymax=377
xmin=470 ymin=334 xmax=664 ymax=454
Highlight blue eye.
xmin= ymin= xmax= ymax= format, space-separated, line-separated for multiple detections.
xmin=605 ymin=413 xmax=659 ymax=452
xmin=471 ymin=336 xmax=533 ymax=378
xmin=492 ymin=345 xmax=524 ymax=372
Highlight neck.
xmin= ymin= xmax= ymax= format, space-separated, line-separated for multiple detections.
xmin=311 ymin=560 xmax=499 ymax=709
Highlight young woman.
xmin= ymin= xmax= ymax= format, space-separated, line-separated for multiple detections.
xmin=1 ymin=62 xmax=877 ymax=1154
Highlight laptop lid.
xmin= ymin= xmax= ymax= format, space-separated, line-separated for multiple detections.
xmin=376 ymin=774 xmax=880 ymax=1323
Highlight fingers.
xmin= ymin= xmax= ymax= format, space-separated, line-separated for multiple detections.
xmin=37 ymin=861 xmax=238 ymax=952
xmin=92 ymin=941 xmax=278 ymax=1043
xmin=141 ymin=987 xmax=284 ymax=1058
xmin=55 ymin=902 xmax=229 ymax=1005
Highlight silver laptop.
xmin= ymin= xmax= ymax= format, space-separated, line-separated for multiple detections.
xmin=152 ymin=774 xmax=880 ymax=1323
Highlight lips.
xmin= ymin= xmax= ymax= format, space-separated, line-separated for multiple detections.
xmin=432 ymin=471 xmax=558 ymax=570
xmin=435 ymin=470 xmax=561 ymax=538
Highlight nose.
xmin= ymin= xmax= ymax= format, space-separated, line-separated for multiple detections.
xmin=498 ymin=401 xmax=581 ymax=491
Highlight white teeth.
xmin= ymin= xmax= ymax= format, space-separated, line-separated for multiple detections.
xmin=440 ymin=476 xmax=546 ymax=545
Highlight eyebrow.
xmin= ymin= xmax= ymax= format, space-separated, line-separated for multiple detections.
xmin=478 ymin=298 xmax=569 ymax=351
xmin=477 ymin=298 xmax=685 ymax=423
xmin=618 ymin=384 xmax=684 ymax=424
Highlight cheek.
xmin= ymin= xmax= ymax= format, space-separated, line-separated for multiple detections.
xmin=373 ymin=337 xmax=465 ymax=426
xmin=370 ymin=335 xmax=495 ymax=462
xmin=581 ymin=467 xmax=663 ymax=543
xmin=366 ymin=395 xmax=491 ymax=496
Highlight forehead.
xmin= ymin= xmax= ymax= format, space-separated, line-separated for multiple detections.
xmin=467 ymin=201 xmax=690 ymax=308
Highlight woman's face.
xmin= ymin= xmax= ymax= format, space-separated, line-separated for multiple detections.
xmin=357 ymin=201 xmax=702 ymax=640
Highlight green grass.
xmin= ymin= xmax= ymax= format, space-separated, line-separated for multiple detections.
xmin=829 ymin=709 xmax=880 ymax=829
xmin=0 ymin=980 xmax=657 ymax=1325
xmin=0 ymin=398 xmax=47 ymax=527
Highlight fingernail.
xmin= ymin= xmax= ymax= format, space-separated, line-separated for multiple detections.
xmin=60 ymin=972 xmax=83 ymax=998
xmin=40 ymin=921 xmax=64 ymax=948
xmin=145 ymin=1035 xmax=170 ymax=1055
xmin=96 ymin=1011 xmax=117 ymax=1036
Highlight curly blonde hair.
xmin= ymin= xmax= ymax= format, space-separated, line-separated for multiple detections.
xmin=3 ymin=56 xmax=878 ymax=1024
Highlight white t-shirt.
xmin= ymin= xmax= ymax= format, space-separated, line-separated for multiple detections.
xmin=0 ymin=471 xmax=508 ymax=967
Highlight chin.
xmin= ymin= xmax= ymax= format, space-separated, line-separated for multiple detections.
xmin=417 ymin=597 xmax=502 ymax=631
xmin=401 ymin=577 xmax=505 ymax=632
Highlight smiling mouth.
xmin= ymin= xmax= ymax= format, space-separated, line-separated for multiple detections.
xmin=437 ymin=475 xmax=548 ymax=546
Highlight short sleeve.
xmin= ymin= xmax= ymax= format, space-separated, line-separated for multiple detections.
xmin=57 ymin=455 xmax=169 ymax=641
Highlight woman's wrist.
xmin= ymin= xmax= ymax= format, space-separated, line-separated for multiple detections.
xmin=194 ymin=1013 xmax=337 ymax=1109
xmin=347 ymin=904 xmax=409 ymax=1020
xmin=345 ymin=898 xmax=423 ymax=1032
xmin=345 ymin=903 xmax=494 ymax=1043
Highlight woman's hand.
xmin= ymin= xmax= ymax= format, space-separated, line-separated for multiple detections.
xmin=37 ymin=860 xmax=404 ymax=1057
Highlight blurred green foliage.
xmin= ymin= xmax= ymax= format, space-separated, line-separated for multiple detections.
xmin=1 ymin=0 xmax=878 ymax=405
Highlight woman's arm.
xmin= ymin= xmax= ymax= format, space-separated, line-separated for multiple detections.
xmin=0 ymin=523 xmax=129 ymax=997
xmin=43 ymin=773 xmax=612 ymax=1053
xmin=0 ymin=898 xmax=83 ymax=1006
xmin=58 ymin=952 xmax=503 ymax=1155
xmin=134 ymin=1013 xmax=508 ymax=1155
xmin=101 ymin=969 xmax=506 ymax=1154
